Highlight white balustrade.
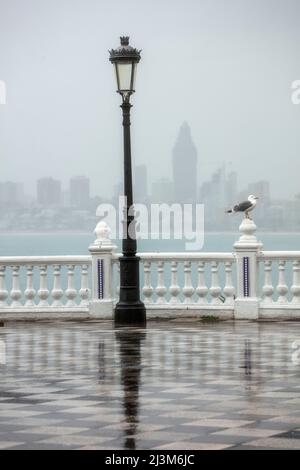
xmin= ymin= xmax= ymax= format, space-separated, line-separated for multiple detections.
xmin=0 ymin=256 xmax=91 ymax=311
xmin=135 ymin=253 xmax=234 ymax=308
xmin=259 ymin=252 xmax=300 ymax=308
xmin=1 ymin=225 xmax=300 ymax=320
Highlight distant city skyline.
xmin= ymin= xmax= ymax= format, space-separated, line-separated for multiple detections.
xmin=1 ymin=0 xmax=300 ymax=201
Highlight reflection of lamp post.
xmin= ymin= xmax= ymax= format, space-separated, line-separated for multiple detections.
xmin=109 ymin=37 xmax=146 ymax=325
xmin=116 ymin=328 xmax=146 ymax=449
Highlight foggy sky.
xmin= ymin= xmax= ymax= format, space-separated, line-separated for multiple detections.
xmin=1 ymin=0 xmax=300 ymax=199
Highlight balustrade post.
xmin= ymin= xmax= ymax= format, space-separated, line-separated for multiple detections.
xmin=234 ymin=218 xmax=263 ymax=319
xmin=89 ymin=221 xmax=116 ymax=318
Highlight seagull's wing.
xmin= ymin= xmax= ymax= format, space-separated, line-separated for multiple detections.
xmin=234 ymin=200 xmax=253 ymax=212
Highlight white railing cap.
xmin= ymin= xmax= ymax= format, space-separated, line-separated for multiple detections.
xmin=258 ymin=251 xmax=300 ymax=261
xmin=0 ymin=255 xmax=91 ymax=266
xmin=112 ymin=252 xmax=234 ymax=262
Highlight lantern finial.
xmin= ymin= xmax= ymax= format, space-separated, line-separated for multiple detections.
xmin=120 ymin=36 xmax=129 ymax=46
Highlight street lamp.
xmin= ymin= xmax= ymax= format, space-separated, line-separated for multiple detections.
xmin=109 ymin=36 xmax=146 ymax=325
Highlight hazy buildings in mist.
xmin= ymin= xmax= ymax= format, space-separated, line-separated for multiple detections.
xmin=70 ymin=176 xmax=90 ymax=208
xmin=0 ymin=124 xmax=299 ymax=232
xmin=0 ymin=181 xmax=24 ymax=208
xmin=151 ymin=178 xmax=174 ymax=204
xmin=172 ymin=122 xmax=197 ymax=203
xmin=37 ymin=177 xmax=62 ymax=207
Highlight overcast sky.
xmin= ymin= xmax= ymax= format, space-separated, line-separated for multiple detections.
xmin=0 ymin=0 xmax=300 ymax=199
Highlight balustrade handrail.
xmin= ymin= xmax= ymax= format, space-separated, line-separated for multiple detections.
xmin=112 ymin=252 xmax=234 ymax=262
xmin=258 ymin=251 xmax=300 ymax=261
xmin=0 ymin=255 xmax=91 ymax=265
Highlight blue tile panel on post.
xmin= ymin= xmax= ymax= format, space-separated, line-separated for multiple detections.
xmin=97 ymin=259 xmax=104 ymax=300
xmin=243 ymin=256 xmax=250 ymax=297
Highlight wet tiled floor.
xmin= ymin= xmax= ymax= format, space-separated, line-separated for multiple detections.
xmin=0 ymin=320 xmax=300 ymax=449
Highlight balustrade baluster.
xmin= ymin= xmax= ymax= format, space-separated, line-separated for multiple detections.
xmin=291 ymin=260 xmax=300 ymax=304
xmin=142 ymin=260 xmax=153 ymax=304
xmin=79 ymin=264 xmax=90 ymax=307
xmin=66 ymin=265 xmax=77 ymax=307
xmin=0 ymin=266 xmax=8 ymax=308
xmin=24 ymin=265 xmax=36 ymax=307
xmin=156 ymin=261 xmax=167 ymax=304
xmin=223 ymin=261 xmax=235 ymax=304
xmin=183 ymin=261 xmax=194 ymax=304
xmin=262 ymin=260 xmax=274 ymax=304
xmin=169 ymin=261 xmax=180 ymax=304
xmin=210 ymin=261 xmax=222 ymax=304
xmin=11 ymin=265 xmax=22 ymax=307
xmin=277 ymin=260 xmax=288 ymax=304
xmin=196 ymin=261 xmax=208 ymax=304
xmin=116 ymin=263 xmax=120 ymax=299
xmin=38 ymin=265 xmax=49 ymax=307
xmin=51 ymin=264 xmax=63 ymax=307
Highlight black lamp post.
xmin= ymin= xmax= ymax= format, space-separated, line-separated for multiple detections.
xmin=109 ymin=36 xmax=146 ymax=325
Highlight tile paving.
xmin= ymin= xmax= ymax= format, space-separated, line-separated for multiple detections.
xmin=0 ymin=320 xmax=300 ymax=449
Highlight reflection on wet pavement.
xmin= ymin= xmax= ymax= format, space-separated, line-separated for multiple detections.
xmin=0 ymin=320 xmax=300 ymax=449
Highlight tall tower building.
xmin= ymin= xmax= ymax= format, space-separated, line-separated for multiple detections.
xmin=172 ymin=122 xmax=197 ymax=203
xmin=37 ymin=177 xmax=61 ymax=206
xmin=70 ymin=176 xmax=90 ymax=208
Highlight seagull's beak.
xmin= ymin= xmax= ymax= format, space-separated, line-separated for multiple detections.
xmin=255 ymin=196 xmax=259 ymax=199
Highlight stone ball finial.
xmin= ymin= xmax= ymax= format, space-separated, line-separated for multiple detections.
xmin=234 ymin=217 xmax=263 ymax=251
xmin=238 ymin=218 xmax=257 ymax=242
xmin=92 ymin=221 xmax=114 ymax=248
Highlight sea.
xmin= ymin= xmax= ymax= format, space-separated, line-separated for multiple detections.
xmin=0 ymin=231 xmax=300 ymax=256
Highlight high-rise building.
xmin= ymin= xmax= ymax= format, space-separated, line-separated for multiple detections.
xmin=134 ymin=165 xmax=148 ymax=203
xmin=172 ymin=122 xmax=197 ymax=203
xmin=0 ymin=181 xmax=24 ymax=208
xmin=70 ymin=176 xmax=90 ymax=208
xmin=37 ymin=177 xmax=61 ymax=206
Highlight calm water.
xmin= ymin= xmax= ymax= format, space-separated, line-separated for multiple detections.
xmin=0 ymin=231 xmax=299 ymax=256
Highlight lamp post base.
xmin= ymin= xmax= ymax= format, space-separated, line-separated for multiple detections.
xmin=114 ymin=254 xmax=146 ymax=326
xmin=114 ymin=301 xmax=146 ymax=326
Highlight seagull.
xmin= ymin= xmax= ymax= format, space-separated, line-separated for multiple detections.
xmin=226 ymin=194 xmax=259 ymax=219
